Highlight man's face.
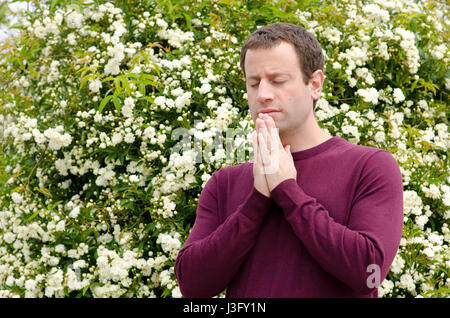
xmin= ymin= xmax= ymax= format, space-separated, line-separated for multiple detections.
xmin=244 ymin=41 xmax=319 ymax=138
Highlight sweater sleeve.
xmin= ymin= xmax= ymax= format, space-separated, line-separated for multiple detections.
xmin=270 ymin=150 xmax=404 ymax=294
xmin=174 ymin=168 xmax=273 ymax=298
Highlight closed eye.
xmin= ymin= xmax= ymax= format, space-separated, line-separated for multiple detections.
xmin=272 ymin=79 xmax=286 ymax=85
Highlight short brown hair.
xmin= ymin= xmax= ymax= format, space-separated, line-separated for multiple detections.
xmin=240 ymin=23 xmax=325 ymax=107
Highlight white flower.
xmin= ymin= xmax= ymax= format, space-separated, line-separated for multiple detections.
xmin=199 ymin=83 xmax=212 ymax=94
xmin=67 ymin=33 xmax=77 ymax=45
xmin=55 ymin=244 xmax=66 ymax=253
xmin=143 ymin=126 xmax=156 ymax=139
xmin=43 ymin=127 xmax=72 ymax=150
xmin=174 ymin=92 xmax=192 ymax=111
xmin=445 ymin=78 xmax=450 ymax=91
xmin=5 ymin=276 xmax=15 ymax=286
xmin=398 ymin=273 xmax=416 ymax=293
xmin=95 ymin=165 xmax=116 ymax=187
xmin=442 ymin=185 xmax=450 ymax=206
xmin=181 ymin=70 xmax=191 ymax=80
xmin=25 ymin=279 xmax=37 ymax=291
xmin=66 ymin=10 xmax=84 ymax=29
xmin=3 ymin=232 xmax=15 ymax=244
xmin=124 ymin=132 xmax=135 ymax=143
xmin=156 ymin=18 xmax=168 ymax=29
xmin=390 ymin=254 xmax=405 ymax=274
xmin=129 ymin=175 xmax=139 ymax=183
xmin=11 ymin=192 xmax=23 ymax=204
xmin=374 ymin=131 xmax=385 ymax=143
xmin=393 ymin=88 xmax=405 ymax=103
xmin=422 ymin=247 xmax=435 ymax=258
xmin=104 ymin=58 xmax=121 ymax=76
xmin=332 ymin=62 xmax=341 ymax=69
xmin=342 ymin=125 xmax=359 ymax=138
xmin=122 ymin=97 xmax=135 ymax=118
xmin=55 ymin=220 xmax=65 ymax=232
xmin=422 ymin=184 xmax=441 ymax=200
xmin=157 ymin=232 xmax=181 ymax=256
xmin=108 ymin=43 xmax=125 ymax=60
xmin=415 ymin=215 xmax=428 ymax=229
xmin=69 ymin=206 xmax=80 ymax=218
xmin=322 ymin=27 xmax=342 ymax=44
xmin=394 ymin=27 xmax=420 ymax=74
xmin=157 ymin=134 xmax=166 ymax=144
xmin=154 ymin=96 xmax=166 ymax=108
xmin=379 ymin=279 xmax=394 ymax=297
xmin=362 ymin=4 xmax=390 ymax=22
xmin=430 ymin=44 xmax=447 ymax=60
xmin=45 ymin=269 xmax=64 ymax=297
xmin=89 ymin=78 xmax=102 ymax=93
xmin=112 ymin=132 xmax=123 ymax=145
xmin=378 ymin=42 xmax=389 ymax=60
xmin=171 ymin=87 xmax=184 ymax=97
xmin=357 ymin=88 xmax=379 ymax=104
xmin=172 ymin=286 xmax=182 ymax=298
xmin=418 ymin=100 xmax=428 ymax=110
xmin=34 ymin=25 xmax=47 ymax=38
xmin=73 ymin=259 xmax=87 ymax=269
xmin=207 ymin=100 xmax=218 ymax=109
xmin=403 ymin=190 xmax=423 ymax=215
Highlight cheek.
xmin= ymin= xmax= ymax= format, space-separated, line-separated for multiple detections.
xmin=247 ymin=100 xmax=257 ymax=120
xmin=246 ymin=91 xmax=256 ymax=105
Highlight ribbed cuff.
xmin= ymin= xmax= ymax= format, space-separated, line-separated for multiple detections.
xmin=270 ymin=178 xmax=304 ymax=212
xmin=239 ymin=186 xmax=273 ymax=221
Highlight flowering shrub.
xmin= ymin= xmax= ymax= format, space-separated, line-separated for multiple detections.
xmin=0 ymin=0 xmax=448 ymax=298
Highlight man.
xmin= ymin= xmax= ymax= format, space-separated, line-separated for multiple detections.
xmin=174 ymin=22 xmax=403 ymax=297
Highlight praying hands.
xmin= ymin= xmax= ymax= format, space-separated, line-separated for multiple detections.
xmin=252 ymin=113 xmax=297 ymax=197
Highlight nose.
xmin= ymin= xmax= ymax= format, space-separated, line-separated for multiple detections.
xmin=256 ymin=79 xmax=274 ymax=103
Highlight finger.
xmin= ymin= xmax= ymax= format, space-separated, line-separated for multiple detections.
xmin=262 ymin=114 xmax=282 ymax=151
xmin=256 ymin=116 xmax=271 ymax=151
xmin=255 ymin=118 xmax=265 ymax=131
xmin=253 ymin=131 xmax=264 ymax=174
xmin=285 ymin=144 xmax=291 ymax=155
xmin=259 ymin=122 xmax=271 ymax=153
xmin=267 ymin=117 xmax=283 ymax=151
xmin=252 ymin=131 xmax=259 ymax=164
xmin=258 ymin=132 xmax=271 ymax=166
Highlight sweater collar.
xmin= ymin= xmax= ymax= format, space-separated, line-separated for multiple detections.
xmin=290 ymin=136 xmax=344 ymax=161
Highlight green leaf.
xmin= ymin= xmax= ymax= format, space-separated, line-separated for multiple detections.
xmin=27 ymin=209 xmax=41 ymax=222
xmin=112 ymin=96 xmax=121 ymax=113
xmin=99 ymin=95 xmax=113 ymax=113
xmin=34 ymin=187 xmax=52 ymax=197
xmin=139 ymin=83 xmax=146 ymax=96
xmin=80 ymin=74 xmax=95 ymax=90
xmin=105 ymin=152 xmax=116 ymax=163
xmin=102 ymin=76 xmax=116 ymax=82
xmin=183 ymin=12 xmax=192 ymax=30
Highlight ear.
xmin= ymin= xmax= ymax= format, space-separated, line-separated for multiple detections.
xmin=309 ymin=70 xmax=325 ymax=101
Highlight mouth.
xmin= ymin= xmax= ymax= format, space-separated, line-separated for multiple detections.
xmin=259 ymin=109 xmax=280 ymax=116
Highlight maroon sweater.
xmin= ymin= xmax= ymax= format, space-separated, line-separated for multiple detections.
xmin=174 ymin=136 xmax=403 ymax=298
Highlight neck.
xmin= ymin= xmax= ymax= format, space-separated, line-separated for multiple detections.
xmin=279 ymin=114 xmax=332 ymax=152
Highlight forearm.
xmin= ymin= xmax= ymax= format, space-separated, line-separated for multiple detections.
xmin=175 ymin=187 xmax=272 ymax=297
xmin=271 ymin=178 xmax=403 ymax=294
